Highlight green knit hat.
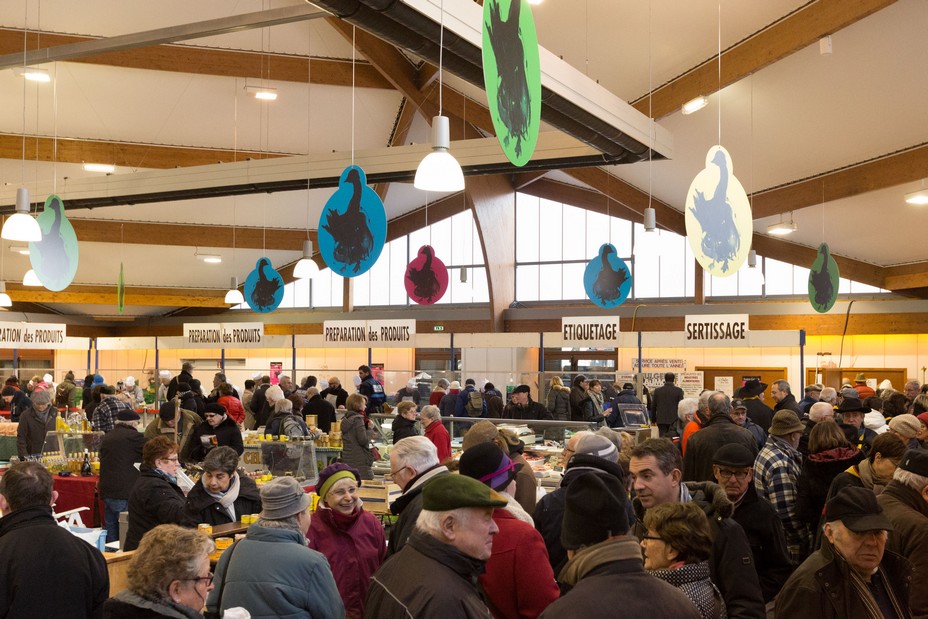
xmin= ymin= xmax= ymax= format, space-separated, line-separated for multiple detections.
xmin=316 ymin=463 xmax=361 ymax=500
xmin=422 ymin=474 xmax=507 ymax=511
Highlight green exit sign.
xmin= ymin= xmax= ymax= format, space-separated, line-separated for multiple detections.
xmin=433 ymin=325 xmax=444 ymax=331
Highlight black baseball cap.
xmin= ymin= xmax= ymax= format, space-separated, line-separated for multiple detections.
xmin=825 ymin=487 xmax=892 ymax=532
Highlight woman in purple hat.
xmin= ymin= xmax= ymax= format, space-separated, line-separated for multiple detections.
xmin=308 ymin=462 xmax=385 ymax=619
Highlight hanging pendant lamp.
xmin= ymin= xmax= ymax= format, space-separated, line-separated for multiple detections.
xmin=415 ymin=116 xmax=464 ymax=192
xmin=224 ymin=276 xmax=245 ymax=305
xmin=2 ymin=188 xmax=41 ymax=242
xmin=293 ymin=239 xmax=320 ymax=279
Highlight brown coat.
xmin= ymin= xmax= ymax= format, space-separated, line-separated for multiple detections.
xmin=878 ymin=480 xmax=928 ymax=618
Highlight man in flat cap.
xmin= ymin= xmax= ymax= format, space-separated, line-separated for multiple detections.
xmin=776 ymin=487 xmax=911 ymax=618
xmin=365 ymin=474 xmax=507 ymax=618
xmin=798 ymin=383 xmax=824 ymax=416
xmin=878 ymin=449 xmax=928 ymax=617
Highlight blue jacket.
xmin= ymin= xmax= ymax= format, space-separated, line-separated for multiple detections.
xmin=454 ymin=386 xmax=487 ymax=418
xmin=206 ymin=524 xmax=344 ymax=619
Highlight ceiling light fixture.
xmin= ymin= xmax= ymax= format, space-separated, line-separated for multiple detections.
xmin=748 ymin=249 xmax=758 ymax=269
xmin=224 ymin=276 xmax=244 ymax=304
xmin=904 ymin=183 xmax=928 ymax=206
xmin=82 ymin=163 xmax=116 ymax=173
xmin=767 ymin=220 xmax=797 ymax=236
xmin=0 ymin=282 xmax=12 ymax=308
xmin=681 ymin=95 xmax=708 ymax=115
xmin=196 ymin=252 xmax=222 ymax=264
xmin=9 ymin=245 xmax=29 ymax=255
xmin=293 ymin=239 xmax=319 ymax=279
xmin=1 ymin=188 xmax=41 ymax=242
xmin=643 ymin=206 xmax=656 ymax=232
xmin=244 ymin=85 xmax=278 ymax=101
xmin=13 ymin=66 xmax=50 ymax=82
xmin=22 ymin=269 xmax=41 ymax=286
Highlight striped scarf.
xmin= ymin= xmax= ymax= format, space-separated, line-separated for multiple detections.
xmin=846 ymin=563 xmax=906 ymax=619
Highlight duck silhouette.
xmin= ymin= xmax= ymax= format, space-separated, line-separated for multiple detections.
xmin=32 ymin=198 xmax=72 ymax=290
xmin=486 ymin=0 xmax=530 ymax=159
xmin=250 ymin=258 xmax=282 ymax=310
xmin=322 ymin=168 xmax=374 ymax=274
xmin=810 ymin=245 xmax=834 ymax=309
xmin=592 ymin=245 xmax=628 ymax=304
xmin=690 ymin=149 xmax=740 ymax=273
xmin=407 ymin=246 xmax=442 ymax=303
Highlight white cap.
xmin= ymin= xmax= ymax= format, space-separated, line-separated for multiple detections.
xmin=43 ymin=374 xmax=53 ymax=383
xmin=318 ymin=379 xmax=329 ymax=391
xmin=222 ymin=608 xmax=252 ymax=619
xmin=251 ymin=371 xmax=263 ymax=380
xmin=159 ymin=370 xmax=171 ymax=378
xmin=407 ymin=379 xmax=417 ymax=389
xmin=352 ymin=375 xmax=362 ymax=387
xmin=125 ymin=376 xmax=136 ymax=387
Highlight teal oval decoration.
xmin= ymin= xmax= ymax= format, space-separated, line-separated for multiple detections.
xmin=583 ymin=244 xmax=632 ymax=308
xmin=244 ymin=257 xmax=284 ymax=313
xmin=317 ymin=165 xmax=387 ymax=277
xmin=482 ymin=0 xmax=542 ymax=167
xmin=808 ymin=243 xmax=839 ymax=313
xmin=28 ymin=194 xmax=79 ymax=291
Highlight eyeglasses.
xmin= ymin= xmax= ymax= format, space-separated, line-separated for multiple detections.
xmin=163 ymin=456 xmax=179 ymax=463
xmin=641 ymin=536 xmax=665 ymax=542
xmin=185 ymin=573 xmax=214 ymax=586
xmin=715 ymin=468 xmax=751 ymax=480
xmin=390 ymin=465 xmax=410 ymax=478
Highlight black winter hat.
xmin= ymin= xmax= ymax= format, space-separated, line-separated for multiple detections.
xmin=712 ymin=443 xmax=755 ymax=468
xmin=561 ymin=473 xmax=629 ymax=550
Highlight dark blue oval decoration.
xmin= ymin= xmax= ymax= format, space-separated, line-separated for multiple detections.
xmin=317 ymin=165 xmax=387 ymax=277
xmin=583 ymin=243 xmax=632 ymax=308
xmin=244 ymin=257 xmax=284 ymax=313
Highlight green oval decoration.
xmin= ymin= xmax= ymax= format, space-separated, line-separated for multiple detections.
xmin=117 ymin=262 xmax=125 ymax=315
xmin=482 ymin=0 xmax=542 ymax=167
xmin=28 ymin=194 xmax=79 ymax=292
xmin=808 ymin=242 xmax=839 ymax=313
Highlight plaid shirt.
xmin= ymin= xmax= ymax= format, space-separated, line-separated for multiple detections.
xmin=754 ymin=434 xmax=808 ymax=565
xmin=92 ymin=396 xmax=132 ymax=433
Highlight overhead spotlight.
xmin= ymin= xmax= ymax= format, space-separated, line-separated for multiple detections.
xmin=415 ymin=115 xmax=465 ymax=192
xmin=82 ymin=163 xmax=116 ymax=173
xmin=527 ymin=0 xmax=542 ymax=4
xmin=13 ymin=66 xmax=50 ymax=82
xmin=767 ymin=221 xmax=797 ymax=236
xmin=643 ymin=206 xmax=656 ymax=232
xmin=244 ymin=85 xmax=278 ymax=101
xmin=748 ymin=249 xmax=758 ymax=269
xmin=681 ymin=96 xmax=708 ymax=115
xmin=22 ymin=269 xmax=42 ymax=286
xmin=1 ymin=188 xmax=42 ymax=242
xmin=224 ymin=276 xmax=245 ymax=304
xmin=9 ymin=245 xmax=29 ymax=255
xmin=904 ymin=188 xmax=928 ymax=206
xmin=196 ymin=252 xmax=222 ymax=264
xmin=293 ymin=239 xmax=320 ymax=279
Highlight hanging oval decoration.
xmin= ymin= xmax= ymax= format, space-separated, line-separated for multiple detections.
xmin=244 ymin=257 xmax=284 ymax=313
xmin=28 ymin=194 xmax=79 ymax=291
xmin=405 ymin=245 xmax=449 ymax=305
xmin=808 ymin=242 xmax=839 ymax=313
xmin=684 ymin=145 xmax=752 ymax=277
xmin=117 ymin=262 xmax=125 ymax=315
xmin=583 ymin=243 xmax=632 ymax=308
xmin=317 ymin=165 xmax=387 ymax=277
xmin=482 ymin=0 xmax=542 ymax=167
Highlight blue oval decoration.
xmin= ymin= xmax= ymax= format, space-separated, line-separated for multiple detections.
xmin=244 ymin=257 xmax=284 ymax=313
xmin=29 ymin=194 xmax=79 ymax=291
xmin=583 ymin=243 xmax=632 ymax=308
xmin=317 ymin=165 xmax=387 ymax=277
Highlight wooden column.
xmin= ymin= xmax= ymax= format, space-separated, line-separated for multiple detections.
xmin=466 ymin=175 xmax=516 ymax=333
xmin=342 ymin=277 xmax=353 ymax=313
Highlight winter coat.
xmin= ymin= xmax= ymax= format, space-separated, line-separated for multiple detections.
xmin=0 ymin=505 xmax=109 ymax=618
xmin=308 ymin=503 xmax=386 ymax=619
xmin=539 ymin=537 xmax=700 ymax=619
xmin=144 ymin=408 xmax=202 ymax=465
xmin=265 ymin=412 xmax=310 ymax=439
xmin=187 ymin=416 xmax=244 ymax=462
xmin=249 ymin=383 xmax=271 ymax=423
xmin=683 ymin=414 xmax=759 ymax=482
xmin=827 ymin=458 xmax=891 ymax=500
xmin=185 ymin=474 xmax=261 ymax=526
xmin=649 ymin=561 xmax=726 ymax=619
xmin=502 ymin=399 xmax=550 ymax=421
xmin=99 ymin=424 xmax=147 ymax=500
xmin=16 ymin=405 xmax=58 ymax=459
xmin=742 ymin=418 xmax=766 ymax=449
xmin=166 ymin=370 xmax=193 ymax=402
xmin=429 ymin=389 xmax=446 ymax=407
xmin=424 ymin=419 xmax=452 ymax=462
xmin=385 ymin=466 xmax=449 ymax=557
xmin=54 ymin=378 xmax=80 ymax=408
xmin=305 ymin=394 xmax=337 ymax=433
xmin=796 ymin=446 xmax=865 ymax=539
xmin=391 ymin=414 xmax=419 ymax=444
xmin=455 ymin=386 xmax=487 ymax=418
xmin=773 ymin=393 xmax=802 ymax=416
xmin=512 ymin=452 xmax=539 ymax=515
xmin=124 ymin=466 xmax=196 ymax=551
xmin=775 ymin=537 xmax=912 ymax=619
xmin=358 ymin=375 xmax=386 ymax=415
xmin=878 ymin=480 xmax=928 ymax=618
xmin=633 ymin=482 xmax=766 ymax=619
xmin=341 ymin=409 xmax=374 ymax=479
xmin=365 ymin=529 xmax=493 ymax=619
xmin=480 ymin=509 xmax=559 ymax=619
xmin=568 ymin=386 xmax=591 ymax=422
xmin=393 ymin=387 xmax=420 ymax=407
xmin=320 ymin=385 xmax=349 ymax=410
xmin=742 ymin=398 xmax=774 ymax=433
xmin=729 ymin=486 xmax=792 ymax=603
xmin=206 ymin=525 xmax=344 ymax=619
xmin=216 ymin=396 xmax=245 ymax=425
xmin=651 ymin=381 xmax=685 ymax=426
xmin=546 ymin=387 xmax=570 ymax=421
xmin=104 ymin=589 xmax=204 ymax=619
xmin=439 ymin=390 xmax=460 ymax=419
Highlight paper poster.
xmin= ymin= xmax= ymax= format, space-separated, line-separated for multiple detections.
xmin=482 ymin=0 xmax=542 ymax=166
xmin=714 ymin=376 xmax=734 ymax=397
xmin=679 ymin=372 xmax=705 ymax=399
xmin=318 ymin=165 xmax=387 ymax=277
xmin=808 ymin=242 xmax=839 ymax=313
xmin=270 ymin=362 xmax=282 ymax=385
xmin=405 ymin=245 xmax=449 ymax=305
xmin=29 ymin=194 xmax=79 ymax=291
xmin=685 ymin=146 xmax=752 ymax=276
xmin=244 ymin=257 xmax=284 ymax=313
xmin=583 ymin=243 xmax=632 ymax=308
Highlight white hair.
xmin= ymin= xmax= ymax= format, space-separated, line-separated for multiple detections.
xmin=809 ymin=402 xmax=834 ymax=422
xmin=266 ymin=385 xmax=284 ymax=404
xmin=420 ymin=405 xmax=441 ymax=422
xmin=274 ymin=398 xmax=293 ymax=413
xmin=820 ymin=387 xmax=837 ymax=404
xmin=415 ymin=507 xmax=474 ymax=540
xmin=677 ymin=398 xmax=698 ymax=422
xmin=894 ymin=468 xmax=928 ymax=493
xmin=698 ymin=391 xmax=717 ymax=413
xmin=392 ymin=435 xmax=439 ymax=474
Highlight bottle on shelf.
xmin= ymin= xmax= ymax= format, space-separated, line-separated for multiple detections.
xmin=80 ymin=449 xmax=92 ymax=477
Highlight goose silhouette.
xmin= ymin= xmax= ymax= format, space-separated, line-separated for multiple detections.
xmin=250 ymin=258 xmax=282 ymax=311
xmin=322 ymin=168 xmax=374 ymax=274
xmin=407 ymin=246 xmax=442 ymax=303
xmin=32 ymin=198 xmax=71 ymax=289
xmin=690 ymin=149 xmax=740 ymax=273
xmin=810 ymin=245 xmax=834 ymax=309
xmin=486 ymin=0 xmax=530 ymax=159
xmin=592 ymin=245 xmax=628 ymax=304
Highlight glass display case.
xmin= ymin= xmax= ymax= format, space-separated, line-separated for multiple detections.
xmin=239 ymin=435 xmax=319 ymax=486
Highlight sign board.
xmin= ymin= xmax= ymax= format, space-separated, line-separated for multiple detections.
xmin=632 ymin=358 xmax=686 ymax=371
xmin=684 ymin=314 xmax=749 ymax=346
xmin=714 ymin=376 xmax=734 ymax=397
xmin=561 ymin=316 xmax=620 ymax=348
xmin=182 ymin=323 xmax=264 ymax=348
xmin=679 ymin=371 xmax=705 ymax=398
xmin=323 ymin=319 xmax=416 ymax=347
xmin=0 ymin=322 xmax=67 ymax=349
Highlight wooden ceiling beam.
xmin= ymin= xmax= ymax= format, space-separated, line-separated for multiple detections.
xmin=5 ymin=284 xmax=228 ymax=308
xmin=631 ymin=0 xmax=897 ymax=119
xmin=68 ymin=219 xmax=310 ymax=250
xmin=0 ymin=28 xmax=393 ymax=89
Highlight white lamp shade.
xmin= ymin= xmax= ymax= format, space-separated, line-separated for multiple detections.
xmin=414 ymin=116 xmax=464 ymax=192
xmin=23 ymin=269 xmax=42 ymax=286
xmin=294 ymin=258 xmax=319 ymax=279
xmin=224 ymin=276 xmax=245 ymax=304
xmin=2 ymin=188 xmax=42 ymax=242
xmin=0 ymin=282 xmax=11 ymax=308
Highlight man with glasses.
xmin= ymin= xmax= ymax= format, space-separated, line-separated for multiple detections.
xmin=713 ymin=444 xmax=792 ymax=607
xmin=385 ymin=436 xmax=449 ymax=557
xmin=683 ymin=392 xmax=758 ymax=483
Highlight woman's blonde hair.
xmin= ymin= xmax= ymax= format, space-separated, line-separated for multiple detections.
xmin=127 ymin=525 xmax=214 ymax=600
xmin=346 ymin=393 xmax=366 ymax=412
xmin=396 ymin=401 xmax=417 ymax=416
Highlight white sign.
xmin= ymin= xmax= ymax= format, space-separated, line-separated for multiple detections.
xmin=323 ymin=319 xmax=416 ymax=347
xmin=680 ymin=371 xmax=705 ymax=398
xmin=714 ymin=376 xmax=734 ymax=397
xmin=0 ymin=321 xmax=67 ymax=349
xmin=684 ymin=314 xmax=749 ymax=345
xmin=182 ymin=323 xmax=264 ymax=348
xmin=632 ymin=358 xmax=686 ymax=371
xmin=561 ymin=316 xmax=620 ymax=347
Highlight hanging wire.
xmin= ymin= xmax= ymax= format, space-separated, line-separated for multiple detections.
xmin=306 ymin=27 xmax=313 ymax=241
xmin=438 ymin=0 xmax=444 ymax=115
xmin=351 ymin=25 xmax=356 ymax=165
xmin=717 ymin=0 xmax=722 ymax=146
xmin=21 ymin=3 xmax=27 ymax=187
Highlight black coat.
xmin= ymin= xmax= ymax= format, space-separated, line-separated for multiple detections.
xmin=650 ymin=381 xmax=684 ymax=426
xmin=683 ymin=414 xmax=758 ymax=482
xmin=166 ymin=370 xmax=193 ymax=402
xmin=304 ymin=395 xmax=337 ymax=433
xmin=16 ymin=406 xmax=57 ymax=460
xmin=124 ymin=466 xmax=196 ymax=551
xmin=386 ymin=467 xmax=449 ymax=558
xmin=187 ymin=416 xmax=244 ymax=462
xmin=742 ymin=397 xmax=775 ymax=432
xmin=773 ymin=393 xmax=802 ymax=415
xmin=0 ymin=506 xmax=109 ymax=618
xmin=249 ymin=383 xmax=271 ymax=424
xmin=502 ymin=399 xmax=550 ymax=421
xmin=103 ymin=592 xmax=204 ymax=619
xmin=185 ymin=474 xmax=261 ymax=526
xmin=391 ymin=415 xmax=419 ymax=444
xmin=319 ymin=386 xmax=349 ymax=410
xmin=796 ymin=447 xmax=865 ymax=541
xmin=6 ymin=390 xmax=30 ymax=422
xmin=730 ymin=486 xmax=793 ymax=602
xmin=99 ymin=424 xmax=146 ymax=500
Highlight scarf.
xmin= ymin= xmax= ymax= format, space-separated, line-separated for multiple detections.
xmin=589 ymin=390 xmax=604 ymax=413
xmin=846 ymin=563 xmax=907 ymax=619
xmin=558 ymin=536 xmax=642 ymax=587
xmin=153 ymin=467 xmax=178 ymax=485
xmin=206 ymin=473 xmax=241 ymax=522
xmin=503 ymin=493 xmax=534 ymax=525
xmin=316 ymin=500 xmax=364 ymax=532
